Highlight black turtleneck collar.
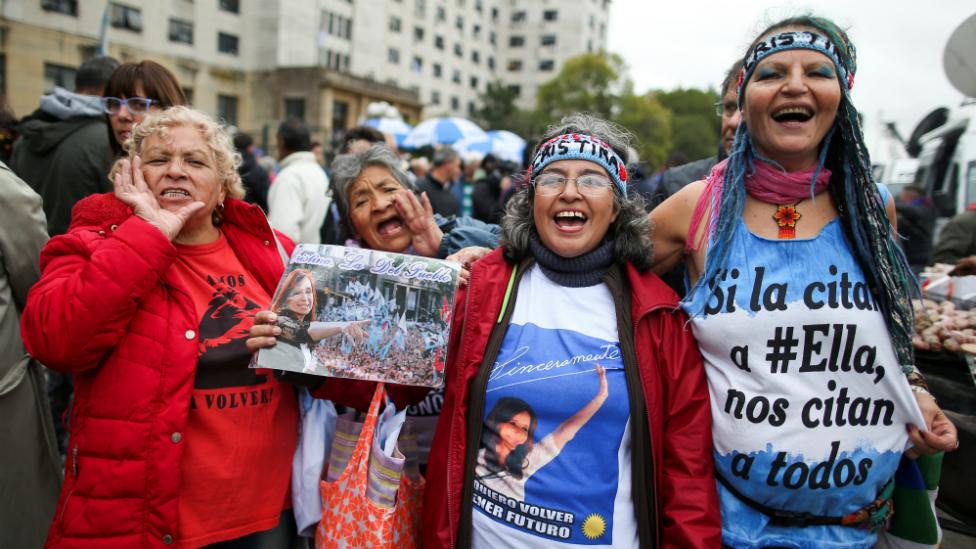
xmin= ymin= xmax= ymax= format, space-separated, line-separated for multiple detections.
xmin=529 ymin=233 xmax=615 ymax=287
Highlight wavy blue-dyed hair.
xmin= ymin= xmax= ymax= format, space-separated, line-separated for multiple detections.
xmin=691 ymin=15 xmax=917 ymax=371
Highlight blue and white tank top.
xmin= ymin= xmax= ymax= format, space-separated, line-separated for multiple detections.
xmin=681 ymin=215 xmax=925 ymax=549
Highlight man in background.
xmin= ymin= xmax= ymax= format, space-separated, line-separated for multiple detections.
xmin=642 ymin=60 xmax=743 ymax=211
xmin=10 ymin=55 xmax=120 ymax=236
xmin=234 ymin=132 xmax=271 ymax=213
xmin=416 ymin=147 xmax=462 ymax=216
xmin=269 ymin=118 xmax=330 ymax=243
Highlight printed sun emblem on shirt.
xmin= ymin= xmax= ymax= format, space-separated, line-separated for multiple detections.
xmin=581 ymin=513 xmax=607 ymax=540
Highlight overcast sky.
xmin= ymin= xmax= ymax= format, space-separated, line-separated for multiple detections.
xmin=607 ymin=1 xmax=975 ymax=142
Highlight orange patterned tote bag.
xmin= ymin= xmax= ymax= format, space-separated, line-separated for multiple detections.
xmin=315 ymin=383 xmax=424 ymax=548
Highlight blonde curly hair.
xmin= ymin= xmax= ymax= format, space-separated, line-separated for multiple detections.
xmin=109 ymin=106 xmax=245 ymax=199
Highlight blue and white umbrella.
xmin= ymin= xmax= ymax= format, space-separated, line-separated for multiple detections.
xmin=362 ymin=118 xmax=413 ymax=146
xmin=401 ymin=117 xmax=488 ymax=148
xmin=452 ymin=130 xmax=527 ymax=163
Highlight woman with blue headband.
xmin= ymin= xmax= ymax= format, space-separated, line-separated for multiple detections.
xmin=650 ymin=15 xmax=958 ymax=549
xmin=423 ymin=114 xmax=720 ymax=548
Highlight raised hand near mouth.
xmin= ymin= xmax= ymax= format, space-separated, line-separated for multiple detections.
xmin=393 ymin=190 xmax=444 ymax=257
xmin=113 ymin=156 xmax=204 ymax=241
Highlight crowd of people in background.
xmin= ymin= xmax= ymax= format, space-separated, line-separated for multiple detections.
xmin=0 ymin=10 xmax=969 ymax=549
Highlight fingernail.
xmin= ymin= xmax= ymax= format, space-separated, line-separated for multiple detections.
xmin=268 ymin=312 xmax=277 ymax=322
xmin=273 ymin=327 xmax=281 ymax=336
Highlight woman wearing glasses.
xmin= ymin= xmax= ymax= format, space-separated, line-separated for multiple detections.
xmin=102 ymin=60 xmax=186 ymax=158
xmin=422 ymin=114 xmax=719 ymax=548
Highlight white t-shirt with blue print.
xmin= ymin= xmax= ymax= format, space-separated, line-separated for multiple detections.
xmin=682 ymin=209 xmax=925 ymax=549
xmin=471 ymin=266 xmax=638 ymax=548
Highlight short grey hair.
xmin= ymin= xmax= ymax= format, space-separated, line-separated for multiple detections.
xmin=330 ymin=144 xmax=416 ymax=236
xmin=432 ymin=146 xmax=459 ymax=167
xmin=500 ymin=113 xmax=653 ymax=271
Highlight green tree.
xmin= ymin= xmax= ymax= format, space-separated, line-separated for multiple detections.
xmin=535 ymin=52 xmax=627 ymax=120
xmin=473 ymin=81 xmax=518 ymax=130
xmin=473 ymin=81 xmax=547 ymax=139
xmin=655 ymin=88 xmax=721 ymax=161
xmin=614 ymin=90 xmax=672 ymax=169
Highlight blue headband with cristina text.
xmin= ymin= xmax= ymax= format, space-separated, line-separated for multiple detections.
xmin=530 ymin=133 xmax=628 ymax=194
xmin=737 ymin=30 xmax=855 ymax=108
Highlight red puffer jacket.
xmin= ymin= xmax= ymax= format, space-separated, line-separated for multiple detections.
xmin=422 ymin=249 xmax=721 ymax=549
xmin=21 ymin=194 xmax=294 ymax=549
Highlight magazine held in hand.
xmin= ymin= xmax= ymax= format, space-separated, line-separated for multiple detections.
xmin=254 ymin=244 xmax=460 ymax=388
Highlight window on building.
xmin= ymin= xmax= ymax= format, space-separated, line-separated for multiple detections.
xmin=507 ymin=60 xmax=522 ymax=72
xmin=451 ymin=70 xmax=461 ymax=84
xmin=434 ymin=35 xmax=444 ymax=49
xmin=454 ymin=43 xmax=463 ymax=57
xmin=219 ymin=0 xmax=240 ymax=13
xmin=218 ymin=32 xmax=239 ymax=55
xmin=412 ymin=56 xmax=423 ymax=73
xmin=325 ymin=12 xmax=353 ymax=40
xmin=414 ymin=26 xmax=425 ymax=41
xmin=433 ymin=63 xmax=442 ymax=78
xmin=181 ymin=87 xmax=194 ymax=106
xmin=43 ymin=63 xmax=75 ymax=93
xmin=431 ymin=90 xmax=441 ymax=105
xmin=491 ymin=7 xmax=498 ymax=20
xmin=543 ymin=9 xmax=558 ymax=21
xmin=511 ymin=11 xmax=526 ymax=23
xmin=41 ymin=0 xmax=77 ymax=15
xmin=414 ymin=0 xmax=425 ymax=15
xmin=473 ymin=24 xmax=481 ymax=38
xmin=475 ymin=0 xmax=482 ymax=12
xmin=389 ymin=16 xmax=401 ymax=32
xmin=450 ymin=96 xmax=459 ymax=110
xmin=587 ymin=40 xmax=593 ymax=52
xmin=168 ymin=19 xmax=193 ymax=44
xmin=455 ymin=15 xmax=464 ymax=31
xmin=332 ymin=100 xmax=349 ymax=144
xmin=109 ymin=3 xmax=142 ymax=32
xmin=217 ymin=94 xmax=238 ymax=126
xmin=285 ymin=98 xmax=306 ymax=121
xmin=471 ymin=50 xmax=480 ymax=64
xmin=469 ymin=76 xmax=478 ymax=89
xmin=436 ymin=6 xmax=445 ymax=21
xmin=541 ymin=34 xmax=557 ymax=47
xmin=509 ymin=35 xmax=524 ymax=47
xmin=388 ymin=48 xmax=400 ymax=64
xmin=539 ymin=60 xmax=554 ymax=71
xmin=507 ymin=84 xmax=521 ymax=97
xmin=489 ymin=31 xmax=495 ymax=45
xmin=487 ymin=56 xmax=494 ymax=70
xmin=589 ymin=14 xmax=595 ymax=29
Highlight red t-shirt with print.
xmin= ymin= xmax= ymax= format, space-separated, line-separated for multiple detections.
xmin=170 ymin=233 xmax=298 ymax=548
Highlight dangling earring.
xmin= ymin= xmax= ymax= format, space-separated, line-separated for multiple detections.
xmin=212 ymin=202 xmax=225 ymax=226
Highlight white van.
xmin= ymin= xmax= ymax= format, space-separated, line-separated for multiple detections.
xmin=912 ymin=103 xmax=976 ymax=220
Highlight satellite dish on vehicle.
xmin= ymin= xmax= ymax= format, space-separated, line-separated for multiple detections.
xmin=943 ymin=12 xmax=976 ymax=98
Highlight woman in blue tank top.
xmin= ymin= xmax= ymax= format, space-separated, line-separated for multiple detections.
xmin=649 ymin=14 xmax=959 ymax=549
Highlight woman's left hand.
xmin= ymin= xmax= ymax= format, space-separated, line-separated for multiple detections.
xmin=394 ymin=190 xmax=443 ymax=257
xmin=446 ymin=246 xmax=492 ymax=287
xmin=907 ymin=391 xmax=959 ymax=457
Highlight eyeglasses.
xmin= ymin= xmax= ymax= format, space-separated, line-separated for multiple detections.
xmin=533 ymin=173 xmax=613 ymax=196
xmin=714 ymin=100 xmax=738 ymax=117
xmin=101 ymin=96 xmax=158 ymax=115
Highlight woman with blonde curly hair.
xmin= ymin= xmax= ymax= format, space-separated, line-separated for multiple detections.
xmin=22 ymin=106 xmax=302 ymax=548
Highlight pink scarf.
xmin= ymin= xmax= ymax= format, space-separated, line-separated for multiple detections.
xmin=687 ymin=159 xmax=831 ymax=251
xmin=745 ymin=159 xmax=832 ymax=204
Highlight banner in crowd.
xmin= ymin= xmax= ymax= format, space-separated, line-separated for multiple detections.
xmin=254 ymin=244 xmax=459 ymax=388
